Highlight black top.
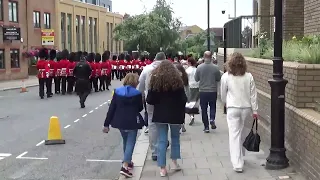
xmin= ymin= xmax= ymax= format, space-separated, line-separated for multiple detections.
xmin=146 ymin=88 xmax=187 ymax=124
xmin=73 ymin=61 xmax=92 ymax=80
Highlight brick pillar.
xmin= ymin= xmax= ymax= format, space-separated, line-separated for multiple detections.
xmin=258 ymin=0 xmax=271 ymax=38
xmin=283 ymin=0 xmax=304 ymax=40
xmin=270 ymin=0 xmax=274 ymax=40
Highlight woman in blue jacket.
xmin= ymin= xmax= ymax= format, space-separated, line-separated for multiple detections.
xmin=103 ymin=73 xmax=144 ymax=178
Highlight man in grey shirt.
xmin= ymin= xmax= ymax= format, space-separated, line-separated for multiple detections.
xmin=195 ymin=51 xmax=221 ymax=133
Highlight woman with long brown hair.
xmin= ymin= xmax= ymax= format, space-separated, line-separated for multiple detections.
xmin=220 ymin=52 xmax=258 ymax=173
xmin=146 ymin=60 xmax=187 ymax=177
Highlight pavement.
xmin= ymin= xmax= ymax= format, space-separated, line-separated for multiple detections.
xmin=0 ymin=79 xmax=141 ymax=180
xmin=136 ymin=101 xmax=308 ymax=180
xmin=0 ymin=76 xmax=39 ymax=91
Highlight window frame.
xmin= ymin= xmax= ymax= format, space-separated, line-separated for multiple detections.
xmin=33 ymin=11 xmax=40 ymax=28
xmin=0 ymin=49 xmax=4 ymax=69
xmin=10 ymin=49 xmax=20 ymax=68
xmin=8 ymin=1 xmax=18 ymax=23
xmin=44 ymin=12 xmax=51 ymax=29
xmin=0 ymin=0 xmax=3 ymax=21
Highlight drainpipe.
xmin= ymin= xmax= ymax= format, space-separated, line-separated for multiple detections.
xmin=25 ymin=0 xmax=29 ymax=66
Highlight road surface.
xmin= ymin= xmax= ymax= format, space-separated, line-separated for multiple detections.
xmin=0 ymin=80 xmax=133 ymax=180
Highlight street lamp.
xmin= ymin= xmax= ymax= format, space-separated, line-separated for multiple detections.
xmin=265 ymin=0 xmax=289 ymax=170
xmin=207 ymin=0 xmax=210 ymax=51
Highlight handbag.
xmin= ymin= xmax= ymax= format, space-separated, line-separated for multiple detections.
xmin=243 ymin=118 xmax=261 ymax=152
xmin=185 ymin=101 xmax=200 ymax=114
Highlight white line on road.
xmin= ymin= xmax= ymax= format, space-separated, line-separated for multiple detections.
xmin=0 ymin=153 xmax=12 ymax=157
xmin=82 ymin=114 xmax=87 ymax=117
xmin=95 ymin=107 xmax=99 ymax=110
xmin=103 ymin=102 xmax=107 ymax=104
xmin=36 ymin=140 xmax=45 ymax=146
xmin=0 ymin=157 xmax=5 ymax=160
xmin=86 ymin=159 xmax=122 ymax=162
xmin=64 ymin=125 xmax=71 ymax=129
xmin=74 ymin=119 xmax=80 ymax=122
xmin=99 ymin=104 xmax=103 ymax=107
xmin=89 ymin=110 xmax=94 ymax=113
xmin=16 ymin=151 xmax=48 ymax=160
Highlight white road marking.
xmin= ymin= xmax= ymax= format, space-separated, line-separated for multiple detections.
xmin=16 ymin=151 xmax=48 ymax=160
xmin=36 ymin=140 xmax=45 ymax=146
xmin=86 ymin=159 xmax=122 ymax=162
xmin=0 ymin=157 xmax=5 ymax=160
xmin=103 ymin=102 xmax=107 ymax=104
xmin=82 ymin=114 xmax=87 ymax=117
xmin=95 ymin=107 xmax=99 ymax=110
xmin=64 ymin=125 xmax=71 ymax=129
xmin=99 ymin=104 xmax=103 ymax=107
xmin=0 ymin=153 xmax=12 ymax=157
xmin=74 ymin=119 xmax=80 ymax=122
xmin=89 ymin=110 xmax=94 ymax=113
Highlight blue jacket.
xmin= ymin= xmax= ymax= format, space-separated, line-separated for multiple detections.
xmin=104 ymin=85 xmax=145 ymax=130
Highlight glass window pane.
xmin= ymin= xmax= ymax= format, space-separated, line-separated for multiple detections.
xmin=0 ymin=50 xmax=4 ymax=69
xmin=10 ymin=49 xmax=19 ymax=68
xmin=13 ymin=2 xmax=17 ymax=22
xmin=8 ymin=2 xmax=12 ymax=21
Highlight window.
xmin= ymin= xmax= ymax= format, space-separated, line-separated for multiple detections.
xmin=107 ymin=5 xmax=111 ymax=12
xmin=106 ymin=23 xmax=110 ymax=50
xmin=93 ymin=18 xmax=98 ymax=52
xmin=33 ymin=11 xmax=40 ymax=28
xmin=81 ymin=16 xmax=86 ymax=51
xmin=0 ymin=0 xmax=3 ymax=21
xmin=0 ymin=50 xmax=4 ymax=69
xmin=89 ymin=17 xmax=93 ymax=52
xmin=10 ymin=49 xmax=19 ymax=68
xmin=67 ymin=14 xmax=72 ymax=51
xmin=76 ymin=15 xmax=80 ymax=51
xmin=110 ymin=23 xmax=113 ymax=53
xmin=44 ymin=13 xmax=51 ymax=29
xmin=61 ymin=13 xmax=66 ymax=49
xmin=8 ymin=1 xmax=18 ymax=22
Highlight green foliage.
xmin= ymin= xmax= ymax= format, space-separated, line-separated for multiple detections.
xmin=113 ymin=0 xmax=182 ymax=55
xmin=180 ymin=31 xmax=217 ymax=56
xmin=247 ymin=34 xmax=320 ymax=64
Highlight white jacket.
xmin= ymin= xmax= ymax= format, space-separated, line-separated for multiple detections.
xmin=220 ymin=72 xmax=258 ymax=114
xmin=186 ymin=66 xmax=199 ymax=88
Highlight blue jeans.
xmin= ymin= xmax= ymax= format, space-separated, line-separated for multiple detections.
xmin=119 ymin=130 xmax=138 ymax=163
xmin=199 ymin=92 xmax=217 ymax=128
xmin=156 ymin=123 xmax=181 ymax=167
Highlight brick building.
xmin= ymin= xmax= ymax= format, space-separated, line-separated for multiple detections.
xmin=0 ymin=0 xmax=123 ymax=81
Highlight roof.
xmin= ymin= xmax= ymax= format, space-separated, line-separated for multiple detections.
xmin=206 ymin=28 xmax=223 ymax=37
xmin=185 ymin=34 xmax=196 ymax=39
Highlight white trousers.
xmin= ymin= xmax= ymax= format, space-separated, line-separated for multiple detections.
xmin=146 ymin=103 xmax=157 ymax=156
xmin=226 ymin=108 xmax=252 ymax=169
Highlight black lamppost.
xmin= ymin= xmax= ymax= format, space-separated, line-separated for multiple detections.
xmin=265 ymin=0 xmax=289 ymax=170
xmin=223 ymin=25 xmax=227 ymax=114
xmin=207 ymin=0 xmax=210 ymax=51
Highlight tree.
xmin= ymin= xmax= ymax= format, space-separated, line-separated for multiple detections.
xmin=113 ymin=0 xmax=182 ymax=55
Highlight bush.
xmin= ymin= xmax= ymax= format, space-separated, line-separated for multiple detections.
xmin=247 ymin=35 xmax=320 ymax=64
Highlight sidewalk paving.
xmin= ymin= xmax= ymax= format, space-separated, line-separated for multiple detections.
xmin=0 ymin=76 xmax=38 ymax=91
xmin=132 ymin=100 xmax=307 ymax=180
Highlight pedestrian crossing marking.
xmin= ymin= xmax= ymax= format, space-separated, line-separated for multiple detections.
xmin=0 ymin=153 xmax=12 ymax=161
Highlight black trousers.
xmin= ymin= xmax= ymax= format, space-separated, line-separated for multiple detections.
xmin=79 ymin=91 xmax=90 ymax=104
xmin=111 ymin=70 xmax=119 ymax=80
xmin=99 ymin=75 xmax=107 ymax=90
xmin=47 ymin=77 xmax=53 ymax=95
xmin=61 ymin=76 xmax=67 ymax=95
xmin=54 ymin=77 xmax=61 ymax=93
xmin=93 ymin=77 xmax=99 ymax=92
xmin=67 ymin=76 xmax=75 ymax=93
xmin=39 ymin=78 xmax=50 ymax=98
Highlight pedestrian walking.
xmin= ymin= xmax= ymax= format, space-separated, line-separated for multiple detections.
xmin=146 ymin=60 xmax=187 ymax=177
xmin=174 ymin=63 xmax=189 ymax=133
xmin=138 ymin=52 xmax=166 ymax=161
xmin=73 ymin=55 xmax=92 ymax=108
xmin=220 ymin=52 xmax=258 ymax=173
xmin=195 ymin=51 xmax=221 ymax=133
xmin=185 ymin=57 xmax=199 ymax=125
xmin=103 ymin=73 xmax=145 ymax=178
xmin=36 ymin=48 xmax=50 ymax=99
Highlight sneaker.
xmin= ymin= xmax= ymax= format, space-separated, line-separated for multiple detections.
xmin=210 ymin=121 xmax=217 ymax=129
xmin=204 ymin=127 xmax=210 ymax=133
xmin=128 ymin=162 xmax=134 ymax=170
xmin=120 ymin=167 xmax=133 ymax=178
xmin=233 ymin=168 xmax=243 ymax=173
xmin=152 ymin=155 xmax=157 ymax=161
xmin=181 ymin=125 xmax=186 ymax=132
xmin=144 ymin=128 xmax=149 ymax=134
xmin=189 ymin=116 xmax=195 ymax=125
xmin=160 ymin=168 xmax=167 ymax=177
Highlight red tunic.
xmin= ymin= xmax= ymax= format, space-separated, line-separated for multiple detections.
xmin=132 ymin=59 xmax=139 ymax=70
xmin=36 ymin=59 xmax=50 ymax=79
xmin=145 ymin=59 xmax=152 ymax=65
xmin=126 ymin=61 xmax=133 ymax=71
xmin=139 ymin=61 xmax=146 ymax=70
xmin=118 ymin=60 xmax=126 ymax=71
xmin=95 ymin=62 xmax=102 ymax=77
xmin=58 ymin=59 xmax=70 ymax=77
xmin=111 ymin=60 xmax=118 ymax=71
xmin=67 ymin=61 xmax=76 ymax=77
xmin=101 ymin=61 xmax=112 ymax=75
xmin=47 ymin=60 xmax=56 ymax=77
xmin=89 ymin=62 xmax=96 ymax=79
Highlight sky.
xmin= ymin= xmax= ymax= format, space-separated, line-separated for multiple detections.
xmin=112 ymin=0 xmax=253 ymax=29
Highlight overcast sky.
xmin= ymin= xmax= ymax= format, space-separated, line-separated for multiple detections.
xmin=112 ymin=0 xmax=253 ymax=29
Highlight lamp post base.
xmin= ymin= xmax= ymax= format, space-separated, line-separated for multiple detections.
xmin=266 ymin=147 xmax=289 ymax=170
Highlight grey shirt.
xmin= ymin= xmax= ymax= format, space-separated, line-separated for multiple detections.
xmin=195 ymin=60 xmax=221 ymax=92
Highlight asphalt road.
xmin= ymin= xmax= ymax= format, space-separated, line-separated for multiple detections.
xmin=0 ymin=80 xmax=134 ymax=180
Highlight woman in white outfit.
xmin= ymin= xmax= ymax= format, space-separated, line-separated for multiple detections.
xmin=220 ymin=52 xmax=258 ymax=173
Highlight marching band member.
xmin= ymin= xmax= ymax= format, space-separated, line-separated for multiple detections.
xmin=54 ymin=52 xmax=62 ymax=94
xmin=101 ymin=51 xmax=111 ymax=91
xmin=118 ymin=54 xmax=126 ymax=81
xmin=95 ymin=53 xmax=102 ymax=91
xmin=67 ymin=52 xmax=77 ymax=94
xmin=125 ymin=54 xmax=132 ymax=74
xmin=36 ymin=48 xmax=50 ymax=99
xmin=132 ymin=56 xmax=140 ymax=74
xmin=58 ymin=49 xmax=70 ymax=95
xmin=87 ymin=53 xmax=97 ymax=92
xmin=138 ymin=56 xmax=146 ymax=75
xmin=111 ymin=55 xmax=119 ymax=80
xmin=47 ymin=49 xmax=57 ymax=97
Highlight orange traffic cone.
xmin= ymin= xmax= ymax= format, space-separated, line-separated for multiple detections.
xmin=20 ymin=80 xmax=27 ymax=93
